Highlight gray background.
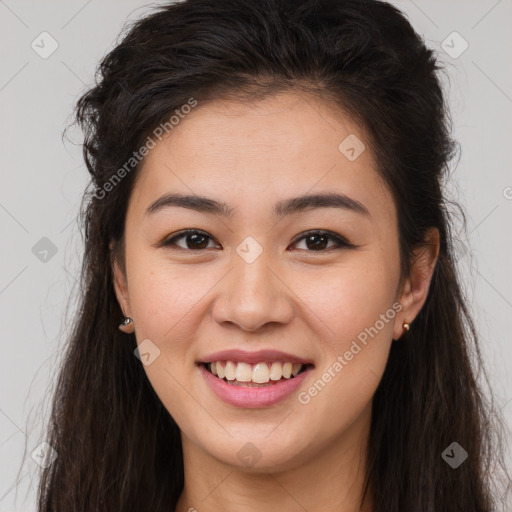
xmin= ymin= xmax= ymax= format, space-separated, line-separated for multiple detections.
xmin=1 ymin=0 xmax=511 ymax=510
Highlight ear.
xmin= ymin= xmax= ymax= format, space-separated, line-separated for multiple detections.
xmin=393 ymin=227 xmax=440 ymax=340
xmin=111 ymin=241 xmax=132 ymax=318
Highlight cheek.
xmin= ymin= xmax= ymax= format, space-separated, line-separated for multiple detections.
xmin=298 ymin=253 xmax=398 ymax=413
xmin=124 ymin=253 xmax=211 ymax=430
xmin=300 ymin=254 xmax=399 ymax=347
xmin=126 ymin=249 xmax=212 ymax=342
xmin=125 ymin=242 xmax=400 ymax=437
xmin=127 ymin=244 xmax=399 ymax=366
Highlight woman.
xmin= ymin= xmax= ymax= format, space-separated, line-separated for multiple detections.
xmin=37 ymin=0 xmax=509 ymax=510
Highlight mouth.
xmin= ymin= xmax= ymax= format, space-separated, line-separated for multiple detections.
xmin=198 ymin=361 xmax=315 ymax=388
xmin=197 ymin=359 xmax=315 ymax=408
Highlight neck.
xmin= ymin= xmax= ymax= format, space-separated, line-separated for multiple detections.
xmin=175 ymin=403 xmax=374 ymax=512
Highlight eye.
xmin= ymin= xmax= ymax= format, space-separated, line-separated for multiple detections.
xmin=161 ymin=229 xmax=219 ymax=251
xmin=290 ymin=229 xmax=354 ymax=251
xmin=159 ymin=228 xmax=354 ymax=252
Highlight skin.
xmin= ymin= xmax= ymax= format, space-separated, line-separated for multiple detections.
xmin=112 ymin=91 xmax=439 ymax=512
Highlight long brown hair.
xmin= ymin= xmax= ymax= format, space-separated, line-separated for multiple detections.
xmin=33 ymin=0 xmax=510 ymax=510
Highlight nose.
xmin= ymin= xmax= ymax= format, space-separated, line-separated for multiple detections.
xmin=211 ymin=249 xmax=294 ymax=332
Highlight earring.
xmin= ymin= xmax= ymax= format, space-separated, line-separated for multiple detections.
xmin=118 ymin=316 xmax=134 ymax=334
xmin=402 ymin=321 xmax=410 ymax=332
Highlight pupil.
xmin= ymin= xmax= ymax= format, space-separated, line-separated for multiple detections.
xmin=188 ymin=233 xmax=208 ymax=249
xmin=186 ymin=233 xmax=329 ymax=250
xmin=306 ymin=234 xmax=327 ymax=250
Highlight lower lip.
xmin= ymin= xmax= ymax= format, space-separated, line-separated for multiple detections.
xmin=198 ymin=364 xmax=313 ymax=408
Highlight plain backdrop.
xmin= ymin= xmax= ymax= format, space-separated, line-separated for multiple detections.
xmin=1 ymin=0 xmax=511 ymax=510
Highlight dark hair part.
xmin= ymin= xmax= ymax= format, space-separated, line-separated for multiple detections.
xmin=36 ymin=0 xmax=509 ymax=510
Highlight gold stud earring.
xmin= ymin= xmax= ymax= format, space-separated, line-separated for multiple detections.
xmin=118 ymin=316 xmax=134 ymax=334
xmin=402 ymin=321 xmax=410 ymax=332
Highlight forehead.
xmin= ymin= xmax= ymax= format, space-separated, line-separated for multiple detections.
xmin=129 ymin=92 xmax=394 ymax=223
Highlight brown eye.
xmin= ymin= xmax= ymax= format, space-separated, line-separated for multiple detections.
xmin=162 ymin=230 xmax=218 ymax=250
xmin=160 ymin=228 xmax=354 ymax=252
xmin=291 ymin=230 xmax=353 ymax=251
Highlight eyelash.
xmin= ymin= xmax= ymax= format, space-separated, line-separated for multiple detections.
xmin=159 ymin=229 xmax=356 ymax=252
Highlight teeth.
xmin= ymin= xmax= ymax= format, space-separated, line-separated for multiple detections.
xmin=269 ymin=362 xmax=282 ymax=381
xmin=235 ymin=362 xmax=252 ymax=382
xmin=224 ymin=361 xmax=236 ymax=381
xmin=208 ymin=361 xmax=306 ymax=383
xmin=253 ymin=363 xmax=270 ymax=383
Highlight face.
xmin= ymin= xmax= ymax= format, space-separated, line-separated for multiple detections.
xmin=113 ymin=91 xmax=421 ymax=473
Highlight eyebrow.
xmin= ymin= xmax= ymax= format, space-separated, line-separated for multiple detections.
xmin=144 ymin=192 xmax=371 ymax=219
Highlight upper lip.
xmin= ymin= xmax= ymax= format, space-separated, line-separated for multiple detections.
xmin=197 ymin=349 xmax=314 ymax=366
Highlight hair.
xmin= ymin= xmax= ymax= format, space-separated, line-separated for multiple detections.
xmin=34 ymin=0 xmax=510 ymax=510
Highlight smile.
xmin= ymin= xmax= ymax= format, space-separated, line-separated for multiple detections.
xmin=198 ymin=361 xmax=315 ymax=408
xmin=205 ymin=360 xmax=311 ymax=385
